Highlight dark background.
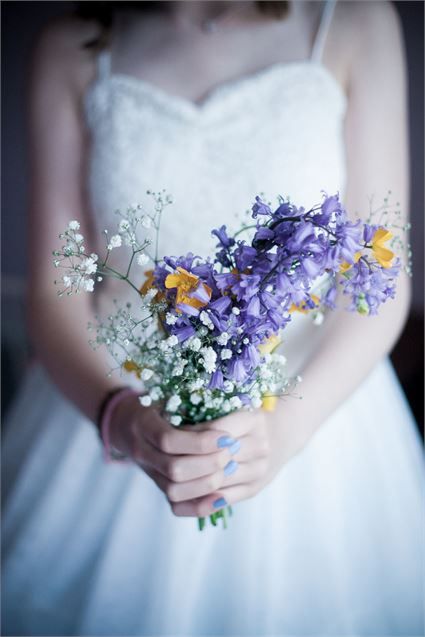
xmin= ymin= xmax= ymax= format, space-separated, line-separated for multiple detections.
xmin=1 ymin=1 xmax=424 ymax=433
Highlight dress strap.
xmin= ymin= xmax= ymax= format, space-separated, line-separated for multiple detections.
xmin=97 ymin=49 xmax=111 ymax=81
xmin=311 ymin=0 xmax=337 ymax=63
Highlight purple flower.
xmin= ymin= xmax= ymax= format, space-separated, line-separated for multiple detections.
xmin=215 ymin=272 xmax=239 ymax=293
xmin=231 ymin=273 xmax=261 ymax=301
xmin=341 ymin=258 xmax=400 ymax=314
xmin=273 ymin=201 xmax=294 ymax=218
xmin=246 ymin=295 xmax=261 ymax=318
xmin=176 ymin=302 xmax=201 ymax=317
xmin=211 ymin=225 xmax=235 ymax=249
xmin=254 ymin=227 xmax=275 ymax=242
xmin=323 ymin=283 xmax=338 ymax=309
xmin=363 ymin=224 xmax=379 ymax=244
xmin=242 ymin=344 xmax=260 ymax=369
xmin=210 ymin=296 xmax=231 ymax=315
xmin=252 ymin=196 xmax=272 ymax=218
xmin=235 ymin=245 xmax=258 ymax=272
xmin=173 ymin=324 xmax=196 ymax=341
xmin=208 ymin=369 xmax=224 ymax=390
xmin=321 ymin=193 xmax=342 ymax=217
xmin=227 ymin=358 xmax=248 ymax=383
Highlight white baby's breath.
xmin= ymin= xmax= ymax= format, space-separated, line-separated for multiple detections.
xmin=216 ymin=332 xmax=230 ymax=346
xmin=108 ymin=235 xmax=122 ymax=250
xmin=165 ymin=312 xmax=178 ymax=325
xmin=166 ymin=394 xmax=182 ymax=412
xmin=229 ymin=396 xmax=242 ymax=409
xmin=200 ymin=347 xmax=217 ymax=373
xmin=82 ymin=279 xmax=95 ymax=292
xmin=81 ymin=257 xmax=97 ymax=275
xmin=149 ymin=386 xmax=163 ymax=401
xmin=140 ymin=395 xmax=152 ymax=407
xmin=118 ymin=219 xmax=130 ymax=232
xmin=188 ymin=378 xmax=204 ymax=392
xmin=313 ymin=312 xmax=324 ymax=326
xmin=137 ymin=253 xmax=149 ymax=266
xmin=200 ymin=311 xmax=213 ymax=329
xmin=188 ymin=337 xmax=202 ymax=352
xmin=251 ymin=396 xmax=263 ymax=409
xmin=223 ymin=380 xmax=234 ymax=393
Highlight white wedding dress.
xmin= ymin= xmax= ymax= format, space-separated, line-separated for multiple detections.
xmin=2 ymin=2 xmax=424 ymax=635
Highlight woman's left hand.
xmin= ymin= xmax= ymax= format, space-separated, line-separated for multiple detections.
xmin=170 ymin=405 xmax=311 ymax=517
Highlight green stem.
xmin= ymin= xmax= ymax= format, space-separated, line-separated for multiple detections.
xmin=99 ymin=264 xmax=141 ymax=296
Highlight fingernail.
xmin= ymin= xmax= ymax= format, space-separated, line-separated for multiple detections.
xmin=217 ymin=435 xmax=236 ymax=448
xmin=213 ymin=497 xmax=227 ymax=509
xmin=229 ymin=440 xmax=241 ymax=455
xmin=224 ymin=460 xmax=239 ymax=476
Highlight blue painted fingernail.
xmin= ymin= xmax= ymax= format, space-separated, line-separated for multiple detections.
xmin=217 ymin=435 xmax=236 ymax=448
xmin=213 ymin=497 xmax=227 ymax=509
xmin=224 ymin=460 xmax=239 ymax=476
xmin=229 ymin=440 xmax=241 ymax=455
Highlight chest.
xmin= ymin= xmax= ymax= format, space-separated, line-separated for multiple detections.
xmin=111 ymin=9 xmax=317 ymax=105
xmin=83 ymin=59 xmax=347 ymax=254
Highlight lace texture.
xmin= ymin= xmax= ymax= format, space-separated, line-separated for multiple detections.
xmin=83 ymin=60 xmax=347 ymax=261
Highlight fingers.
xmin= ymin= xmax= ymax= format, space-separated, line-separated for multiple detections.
xmin=140 ymin=449 xmax=266 ymax=511
xmin=140 ymin=409 xmax=234 ymax=456
xmin=229 ymin=434 xmax=270 ymax=463
xmin=179 ymin=409 xmax=263 ymax=439
xmin=138 ymin=437 xmax=237 ymax=483
xmin=138 ymin=458 xmax=242 ymax=503
xmin=170 ymin=482 xmax=257 ymax=518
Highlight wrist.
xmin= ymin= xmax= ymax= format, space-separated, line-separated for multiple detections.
xmin=97 ymin=387 xmax=140 ymax=464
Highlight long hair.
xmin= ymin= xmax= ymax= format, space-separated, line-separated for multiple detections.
xmin=75 ymin=1 xmax=290 ymax=49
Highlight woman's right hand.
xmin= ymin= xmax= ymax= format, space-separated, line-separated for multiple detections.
xmin=109 ymin=395 xmax=240 ymax=508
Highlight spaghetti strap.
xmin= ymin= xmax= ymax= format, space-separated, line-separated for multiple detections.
xmin=311 ymin=0 xmax=337 ymax=63
xmin=97 ymin=48 xmax=111 ymax=81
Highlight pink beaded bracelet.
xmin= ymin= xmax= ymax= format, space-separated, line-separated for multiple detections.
xmin=99 ymin=387 xmax=139 ymax=464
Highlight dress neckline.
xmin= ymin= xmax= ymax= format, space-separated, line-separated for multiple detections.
xmin=86 ymin=54 xmax=347 ymax=121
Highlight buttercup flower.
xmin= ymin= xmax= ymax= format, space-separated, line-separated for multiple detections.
xmin=371 ymin=228 xmax=394 ymax=268
xmin=165 ymin=267 xmax=212 ymax=313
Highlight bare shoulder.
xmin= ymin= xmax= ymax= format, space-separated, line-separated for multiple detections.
xmin=31 ymin=13 xmax=103 ymax=97
xmin=335 ymin=1 xmax=405 ymax=78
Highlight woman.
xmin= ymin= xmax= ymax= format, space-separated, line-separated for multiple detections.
xmin=2 ymin=1 xmax=424 ymax=634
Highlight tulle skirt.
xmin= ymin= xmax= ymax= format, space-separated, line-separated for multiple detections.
xmin=2 ymin=358 xmax=424 ymax=636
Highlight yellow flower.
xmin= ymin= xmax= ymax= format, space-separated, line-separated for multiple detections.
xmin=123 ymin=360 xmax=142 ymax=378
xmin=165 ymin=267 xmax=212 ymax=311
xmin=339 ymin=228 xmax=394 ymax=273
xmin=258 ymin=333 xmax=281 ymax=355
xmin=289 ymin=294 xmax=320 ymax=314
xmin=262 ymin=395 xmax=278 ymax=412
xmin=371 ymin=228 xmax=394 ymax=268
xmin=339 ymin=252 xmax=362 ymax=274
xmin=139 ymin=269 xmax=155 ymax=295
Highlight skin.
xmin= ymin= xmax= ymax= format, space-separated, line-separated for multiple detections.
xmin=28 ymin=1 xmax=410 ymax=518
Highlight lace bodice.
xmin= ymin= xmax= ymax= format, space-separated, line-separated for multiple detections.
xmin=83 ymin=0 xmax=346 ymax=250
xmin=82 ymin=0 xmax=346 ymax=373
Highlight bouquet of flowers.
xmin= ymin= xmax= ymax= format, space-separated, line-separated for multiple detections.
xmin=53 ymin=190 xmax=408 ymax=529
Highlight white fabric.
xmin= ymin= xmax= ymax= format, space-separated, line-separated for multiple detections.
xmin=2 ymin=2 xmax=424 ymax=634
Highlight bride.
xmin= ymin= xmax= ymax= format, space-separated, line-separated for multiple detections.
xmin=2 ymin=1 xmax=424 ymax=635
